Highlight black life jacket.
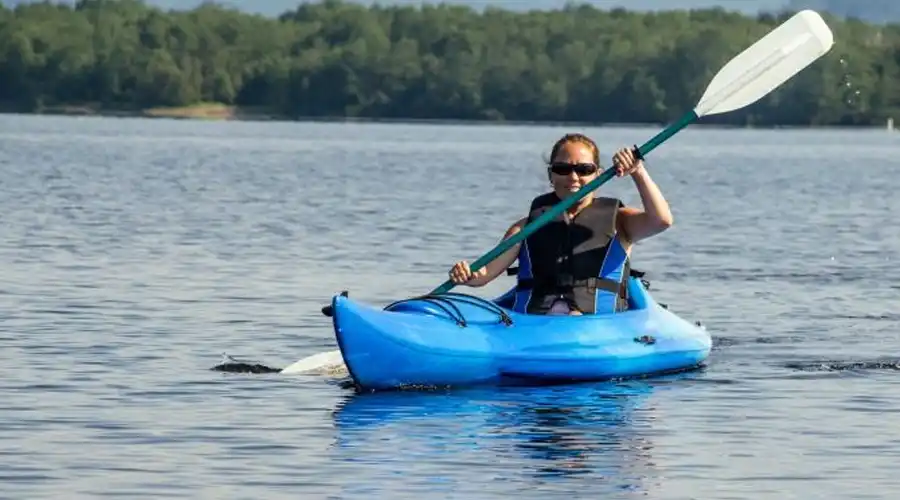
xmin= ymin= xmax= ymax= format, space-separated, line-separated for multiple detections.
xmin=511 ymin=192 xmax=630 ymax=314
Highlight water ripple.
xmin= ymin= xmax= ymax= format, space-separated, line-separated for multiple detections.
xmin=2 ymin=116 xmax=899 ymax=499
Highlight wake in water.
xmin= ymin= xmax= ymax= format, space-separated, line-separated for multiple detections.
xmin=711 ymin=335 xmax=900 ymax=375
xmin=784 ymin=359 xmax=900 ymax=372
xmin=211 ymin=333 xmax=900 ymax=383
xmin=211 ymin=354 xmax=282 ymax=374
xmin=711 ymin=335 xmax=809 ymax=350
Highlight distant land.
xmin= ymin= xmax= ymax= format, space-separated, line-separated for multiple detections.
xmin=2 ymin=0 xmax=900 ymax=23
xmin=2 ymin=0 xmax=896 ymax=126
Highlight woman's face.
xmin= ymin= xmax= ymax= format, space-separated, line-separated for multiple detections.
xmin=548 ymin=141 xmax=599 ymax=199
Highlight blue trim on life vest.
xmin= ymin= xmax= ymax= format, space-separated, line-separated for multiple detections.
xmin=594 ymin=236 xmax=628 ymax=314
xmin=511 ymin=240 xmax=533 ymax=313
xmin=625 ymin=275 xmax=649 ymax=310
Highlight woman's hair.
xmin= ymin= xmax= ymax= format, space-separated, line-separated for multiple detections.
xmin=546 ymin=133 xmax=600 ymax=166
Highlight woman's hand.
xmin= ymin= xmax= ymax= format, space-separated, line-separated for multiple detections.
xmin=613 ymin=147 xmax=645 ymax=177
xmin=449 ymin=260 xmax=487 ymax=286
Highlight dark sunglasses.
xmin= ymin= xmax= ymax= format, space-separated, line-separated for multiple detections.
xmin=549 ymin=162 xmax=599 ymax=177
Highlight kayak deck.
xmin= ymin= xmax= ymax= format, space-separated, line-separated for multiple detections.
xmin=332 ymin=277 xmax=711 ymax=391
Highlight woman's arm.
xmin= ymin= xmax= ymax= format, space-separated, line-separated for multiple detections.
xmin=449 ymin=218 xmax=526 ymax=287
xmin=612 ymin=148 xmax=673 ymax=243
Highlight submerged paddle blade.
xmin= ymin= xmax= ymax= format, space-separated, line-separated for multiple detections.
xmin=281 ymin=349 xmax=347 ymax=376
xmin=694 ymin=10 xmax=833 ymax=117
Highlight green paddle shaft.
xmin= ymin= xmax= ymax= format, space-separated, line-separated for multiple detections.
xmin=429 ymin=110 xmax=698 ymax=296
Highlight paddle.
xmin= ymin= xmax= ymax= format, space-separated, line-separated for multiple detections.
xmin=319 ymin=9 xmax=833 ymax=318
xmin=428 ymin=9 xmax=834 ymax=296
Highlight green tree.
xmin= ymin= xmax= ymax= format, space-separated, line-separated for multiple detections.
xmin=0 ymin=0 xmax=896 ymax=126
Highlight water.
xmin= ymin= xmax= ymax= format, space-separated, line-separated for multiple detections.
xmin=1 ymin=114 xmax=898 ymax=499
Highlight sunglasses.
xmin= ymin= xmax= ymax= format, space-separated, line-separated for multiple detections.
xmin=549 ymin=162 xmax=599 ymax=177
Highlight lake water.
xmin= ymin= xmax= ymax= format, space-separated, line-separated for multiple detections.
xmin=1 ymin=114 xmax=898 ymax=499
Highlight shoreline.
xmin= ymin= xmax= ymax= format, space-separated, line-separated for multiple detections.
xmin=0 ymin=104 xmax=893 ymax=131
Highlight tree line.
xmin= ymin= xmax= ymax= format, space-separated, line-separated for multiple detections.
xmin=1 ymin=0 xmax=898 ymax=126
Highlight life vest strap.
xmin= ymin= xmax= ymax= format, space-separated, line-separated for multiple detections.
xmin=509 ymin=266 xmax=646 ymax=280
xmin=515 ymin=276 xmax=623 ymax=295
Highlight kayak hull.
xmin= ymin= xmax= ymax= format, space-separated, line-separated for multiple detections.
xmin=332 ymin=277 xmax=711 ymax=391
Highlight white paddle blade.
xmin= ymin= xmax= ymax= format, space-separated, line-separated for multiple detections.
xmin=280 ymin=349 xmax=347 ymax=376
xmin=695 ymin=10 xmax=834 ymax=117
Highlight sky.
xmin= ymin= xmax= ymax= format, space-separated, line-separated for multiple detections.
xmin=2 ymin=0 xmax=894 ymax=22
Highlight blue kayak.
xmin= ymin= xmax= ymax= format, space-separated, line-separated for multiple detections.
xmin=330 ymin=276 xmax=711 ymax=391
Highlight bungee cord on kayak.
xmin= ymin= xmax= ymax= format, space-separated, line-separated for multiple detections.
xmin=383 ymin=292 xmax=514 ymax=328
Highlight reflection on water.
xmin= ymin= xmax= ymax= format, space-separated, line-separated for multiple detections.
xmin=327 ymin=378 xmax=693 ymax=497
xmin=510 ymin=397 xmax=652 ymax=480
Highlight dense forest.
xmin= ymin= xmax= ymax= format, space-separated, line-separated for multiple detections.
xmin=1 ymin=0 xmax=898 ymax=126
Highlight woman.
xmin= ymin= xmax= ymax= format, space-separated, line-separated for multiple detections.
xmin=447 ymin=133 xmax=673 ymax=315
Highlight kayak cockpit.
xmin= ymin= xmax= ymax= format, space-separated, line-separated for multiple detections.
xmin=491 ymin=275 xmax=652 ymax=313
xmin=378 ymin=276 xmax=654 ymax=328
